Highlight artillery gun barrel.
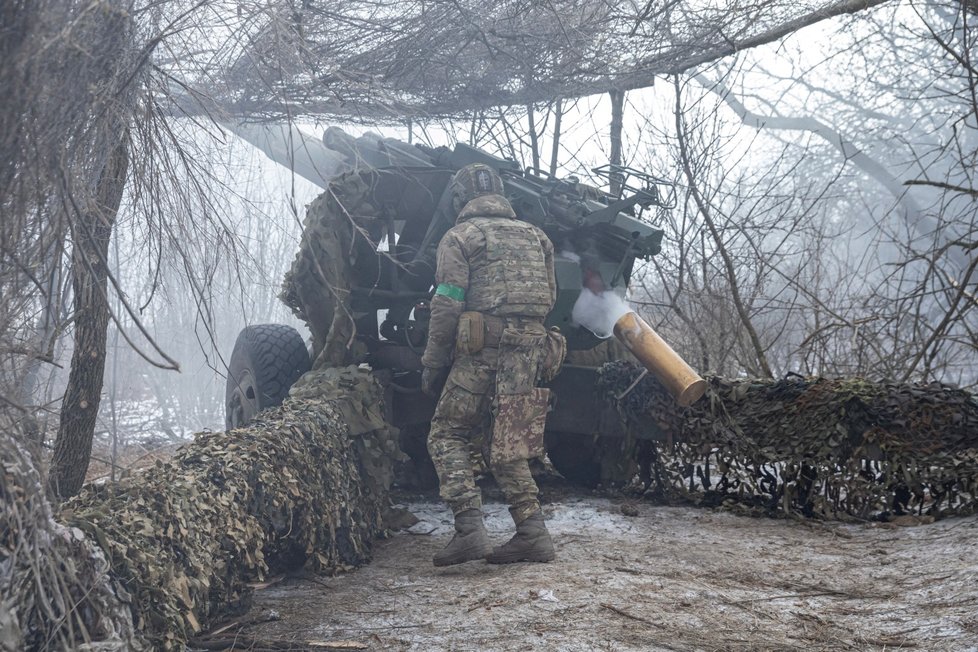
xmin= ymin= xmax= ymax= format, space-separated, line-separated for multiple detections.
xmin=613 ymin=312 xmax=707 ymax=407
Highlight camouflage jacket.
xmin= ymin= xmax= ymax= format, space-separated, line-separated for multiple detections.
xmin=421 ymin=194 xmax=556 ymax=369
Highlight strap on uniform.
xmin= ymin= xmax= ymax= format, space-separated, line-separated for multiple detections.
xmin=435 ymin=283 xmax=465 ymax=301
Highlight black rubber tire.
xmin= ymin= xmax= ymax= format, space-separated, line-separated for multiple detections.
xmin=225 ymin=324 xmax=311 ymax=430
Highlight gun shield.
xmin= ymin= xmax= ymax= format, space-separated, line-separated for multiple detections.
xmin=613 ymin=312 xmax=707 ymax=407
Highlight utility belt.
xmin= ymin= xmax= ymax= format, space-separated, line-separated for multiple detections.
xmin=456 ymin=311 xmax=544 ymax=354
xmin=455 ymin=311 xmax=566 ymax=382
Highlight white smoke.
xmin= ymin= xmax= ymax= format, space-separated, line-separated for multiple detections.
xmin=571 ymin=289 xmax=632 ymax=339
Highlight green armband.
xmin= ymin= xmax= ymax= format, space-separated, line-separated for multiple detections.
xmin=435 ymin=283 xmax=465 ymax=301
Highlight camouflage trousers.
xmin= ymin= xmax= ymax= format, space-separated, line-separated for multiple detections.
xmin=427 ymin=346 xmax=541 ymax=524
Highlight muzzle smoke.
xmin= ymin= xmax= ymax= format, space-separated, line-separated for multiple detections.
xmin=571 ymin=288 xmax=631 ymax=339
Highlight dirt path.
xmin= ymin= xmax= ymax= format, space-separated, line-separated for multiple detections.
xmin=232 ymin=495 xmax=978 ymax=651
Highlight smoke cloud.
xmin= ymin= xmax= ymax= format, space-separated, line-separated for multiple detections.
xmin=571 ymin=289 xmax=632 ymax=339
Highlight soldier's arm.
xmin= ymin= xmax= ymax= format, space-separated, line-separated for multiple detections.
xmin=421 ymin=229 xmax=469 ymax=369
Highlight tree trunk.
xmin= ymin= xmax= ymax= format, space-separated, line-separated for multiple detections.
xmin=609 ymin=89 xmax=625 ymax=196
xmin=549 ymin=98 xmax=563 ymax=177
xmin=49 ymin=133 xmax=130 ymax=500
xmin=527 ymin=103 xmax=541 ymax=172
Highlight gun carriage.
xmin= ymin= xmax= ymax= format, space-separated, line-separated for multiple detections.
xmin=225 ymin=127 xmax=684 ymax=484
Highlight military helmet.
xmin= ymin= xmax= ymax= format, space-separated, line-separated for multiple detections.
xmin=449 ymin=163 xmax=504 ymax=214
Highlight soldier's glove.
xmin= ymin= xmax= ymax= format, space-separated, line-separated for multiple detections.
xmin=422 ymin=366 xmax=449 ymax=398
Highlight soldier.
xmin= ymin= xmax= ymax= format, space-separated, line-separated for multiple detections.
xmin=421 ymin=163 xmax=562 ymax=566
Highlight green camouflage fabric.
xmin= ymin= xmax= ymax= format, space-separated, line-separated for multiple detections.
xmin=495 ymin=327 xmax=546 ymax=394
xmin=491 ymin=388 xmax=550 ymax=464
xmin=489 ymin=328 xmax=549 ymax=466
xmin=599 ymin=361 xmax=978 ymax=521
xmin=424 ymin=194 xmax=557 ymax=525
xmin=289 ymin=366 xmax=405 ymax=493
xmin=427 ymin=346 xmax=542 ymax=524
xmin=465 ymin=216 xmax=554 ymax=318
xmin=540 ymin=327 xmax=568 ymax=382
xmin=53 ymin=365 xmax=398 ymax=650
xmin=421 ymin=194 xmax=556 ymax=369
xmin=280 ymin=173 xmax=382 ymax=368
xmin=489 ymin=328 xmax=550 ymax=463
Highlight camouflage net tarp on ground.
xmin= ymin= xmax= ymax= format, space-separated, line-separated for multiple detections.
xmin=3 ymin=366 xmax=399 ymax=651
xmin=1 ymin=438 xmax=141 ymax=651
xmin=598 ymin=361 xmax=978 ymax=521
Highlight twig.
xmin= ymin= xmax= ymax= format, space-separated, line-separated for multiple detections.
xmin=859 ymin=636 xmax=918 ymax=648
xmin=247 ymin=575 xmax=286 ymax=590
xmin=466 ymin=601 xmax=506 ymax=612
xmin=188 ymin=637 xmax=367 ymax=650
xmin=613 ymin=566 xmax=645 ymax=575
xmin=206 ymin=620 xmax=242 ymax=637
xmin=200 ymin=610 xmax=283 ymax=638
xmin=188 ymin=638 xmax=291 ymax=650
xmin=344 ymin=624 xmax=430 ymax=630
xmin=725 ymin=590 xmax=847 ymax=605
xmin=292 ymin=574 xmax=334 ymax=590
xmin=600 ymin=603 xmax=660 ymax=627
xmin=616 ymin=368 xmax=649 ymax=400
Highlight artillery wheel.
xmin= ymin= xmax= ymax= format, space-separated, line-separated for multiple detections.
xmin=225 ymin=324 xmax=311 ymax=430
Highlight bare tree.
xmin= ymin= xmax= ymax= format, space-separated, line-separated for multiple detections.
xmin=1 ymin=2 xmax=145 ymax=492
xmin=49 ymin=132 xmax=132 ymax=498
xmin=1 ymin=0 xmax=293 ymax=498
xmin=617 ymin=0 xmax=976 ymax=387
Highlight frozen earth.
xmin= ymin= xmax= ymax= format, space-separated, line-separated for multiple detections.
xmin=222 ymin=495 xmax=978 ymax=651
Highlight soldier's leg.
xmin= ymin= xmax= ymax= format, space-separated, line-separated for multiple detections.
xmin=490 ymin=457 xmax=540 ymax=525
xmin=427 ymin=357 xmax=495 ymax=566
xmin=487 ymin=456 xmax=554 ymax=563
xmin=427 ymin=358 xmax=494 ymax=515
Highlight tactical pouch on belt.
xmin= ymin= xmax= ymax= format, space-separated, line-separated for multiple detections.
xmin=490 ymin=328 xmax=550 ymax=464
xmin=495 ymin=328 xmax=545 ymax=394
xmin=455 ymin=311 xmax=485 ymax=356
xmin=540 ymin=327 xmax=567 ymax=382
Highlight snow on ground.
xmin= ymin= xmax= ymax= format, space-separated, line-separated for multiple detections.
xmin=234 ymin=494 xmax=978 ymax=651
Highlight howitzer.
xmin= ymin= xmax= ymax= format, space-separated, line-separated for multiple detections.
xmin=225 ymin=126 xmax=705 ymax=484
xmin=313 ymin=128 xmax=673 ymax=350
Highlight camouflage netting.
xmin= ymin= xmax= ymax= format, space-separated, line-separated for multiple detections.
xmin=599 ymin=361 xmax=978 ymax=521
xmin=3 ymin=366 xmax=399 ymax=650
xmin=280 ymin=173 xmax=382 ymax=368
xmin=1 ymin=438 xmax=141 ymax=651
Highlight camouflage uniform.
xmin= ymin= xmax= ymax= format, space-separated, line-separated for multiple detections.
xmin=422 ymin=193 xmax=556 ymax=525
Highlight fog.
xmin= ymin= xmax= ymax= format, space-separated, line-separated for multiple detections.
xmin=6 ymin=0 xmax=974 ymax=461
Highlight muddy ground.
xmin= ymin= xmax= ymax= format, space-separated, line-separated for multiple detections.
xmin=209 ymin=489 xmax=978 ymax=652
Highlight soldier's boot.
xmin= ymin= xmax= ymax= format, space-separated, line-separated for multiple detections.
xmin=432 ymin=509 xmax=492 ymax=567
xmin=486 ymin=511 xmax=555 ymax=564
